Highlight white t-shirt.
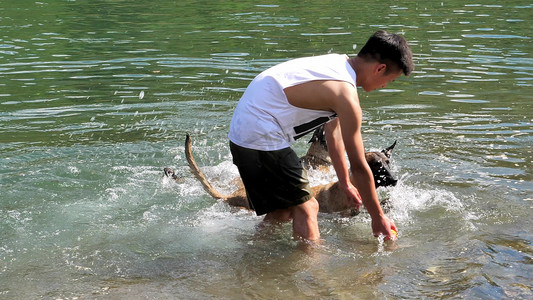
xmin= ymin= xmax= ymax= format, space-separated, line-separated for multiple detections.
xmin=228 ymin=54 xmax=357 ymax=151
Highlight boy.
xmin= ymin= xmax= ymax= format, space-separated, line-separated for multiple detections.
xmin=228 ymin=30 xmax=414 ymax=241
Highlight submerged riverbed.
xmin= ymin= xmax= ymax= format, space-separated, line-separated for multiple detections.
xmin=1 ymin=1 xmax=532 ymax=299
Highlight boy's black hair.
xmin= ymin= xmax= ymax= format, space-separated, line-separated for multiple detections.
xmin=358 ymin=30 xmax=414 ymax=76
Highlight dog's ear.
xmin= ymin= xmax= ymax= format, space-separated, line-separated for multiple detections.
xmin=308 ymin=125 xmax=328 ymax=149
xmin=308 ymin=128 xmax=320 ymax=143
xmin=382 ymin=140 xmax=397 ymax=158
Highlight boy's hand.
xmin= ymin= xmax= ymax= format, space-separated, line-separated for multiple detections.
xmin=372 ymin=215 xmax=398 ymax=240
xmin=341 ymin=183 xmax=362 ymax=210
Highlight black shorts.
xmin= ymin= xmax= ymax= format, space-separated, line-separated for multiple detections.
xmin=229 ymin=142 xmax=313 ymax=216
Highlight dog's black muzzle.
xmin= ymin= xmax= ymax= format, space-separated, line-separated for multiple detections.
xmin=372 ymin=164 xmax=398 ymax=188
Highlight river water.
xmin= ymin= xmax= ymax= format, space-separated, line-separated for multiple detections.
xmin=1 ymin=1 xmax=532 ymax=299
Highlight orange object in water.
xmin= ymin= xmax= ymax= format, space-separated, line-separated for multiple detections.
xmin=387 ymin=229 xmax=397 ymax=240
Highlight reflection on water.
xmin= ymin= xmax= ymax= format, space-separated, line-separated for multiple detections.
xmin=1 ymin=0 xmax=532 ymax=299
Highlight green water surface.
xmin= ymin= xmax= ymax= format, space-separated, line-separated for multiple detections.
xmin=1 ymin=1 xmax=532 ymax=299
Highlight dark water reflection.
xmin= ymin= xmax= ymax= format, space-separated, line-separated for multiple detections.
xmin=1 ymin=0 xmax=532 ymax=299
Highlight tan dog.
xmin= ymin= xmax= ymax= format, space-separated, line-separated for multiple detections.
xmin=164 ymin=133 xmax=397 ymax=216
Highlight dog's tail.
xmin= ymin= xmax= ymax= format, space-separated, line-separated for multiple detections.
xmin=185 ymin=134 xmax=226 ymax=199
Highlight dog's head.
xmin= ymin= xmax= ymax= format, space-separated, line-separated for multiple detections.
xmin=365 ymin=141 xmax=398 ymax=188
xmin=307 ymin=125 xmax=399 ymax=188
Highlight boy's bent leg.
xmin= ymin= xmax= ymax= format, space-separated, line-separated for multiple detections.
xmin=291 ymin=197 xmax=320 ymax=241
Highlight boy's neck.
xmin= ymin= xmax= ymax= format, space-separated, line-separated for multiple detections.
xmin=348 ymin=56 xmax=365 ymax=87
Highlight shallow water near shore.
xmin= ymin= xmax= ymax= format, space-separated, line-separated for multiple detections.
xmin=1 ymin=1 xmax=532 ymax=299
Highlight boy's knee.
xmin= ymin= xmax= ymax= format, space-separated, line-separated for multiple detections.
xmin=296 ymin=197 xmax=319 ymax=216
xmin=264 ymin=208 xmax=293 ymax=223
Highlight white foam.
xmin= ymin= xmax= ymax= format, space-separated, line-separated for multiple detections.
xmin=386 ymin=180 xmax=477 ymax=231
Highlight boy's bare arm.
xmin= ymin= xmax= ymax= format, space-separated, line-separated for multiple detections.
xmin=330 ymin=84 xmax=397 ymax=236
xmin=333 ymin=90 xmax=383 ymax=217
xmin=324 ymin=119 xmax=349 ymax=186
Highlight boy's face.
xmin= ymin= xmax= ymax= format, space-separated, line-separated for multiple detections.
xmin=362 ymin=64 xmax=402 ymax=92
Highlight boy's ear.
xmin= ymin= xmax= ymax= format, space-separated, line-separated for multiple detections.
xmin=376 ymin=63 xmax=387 ymax=74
